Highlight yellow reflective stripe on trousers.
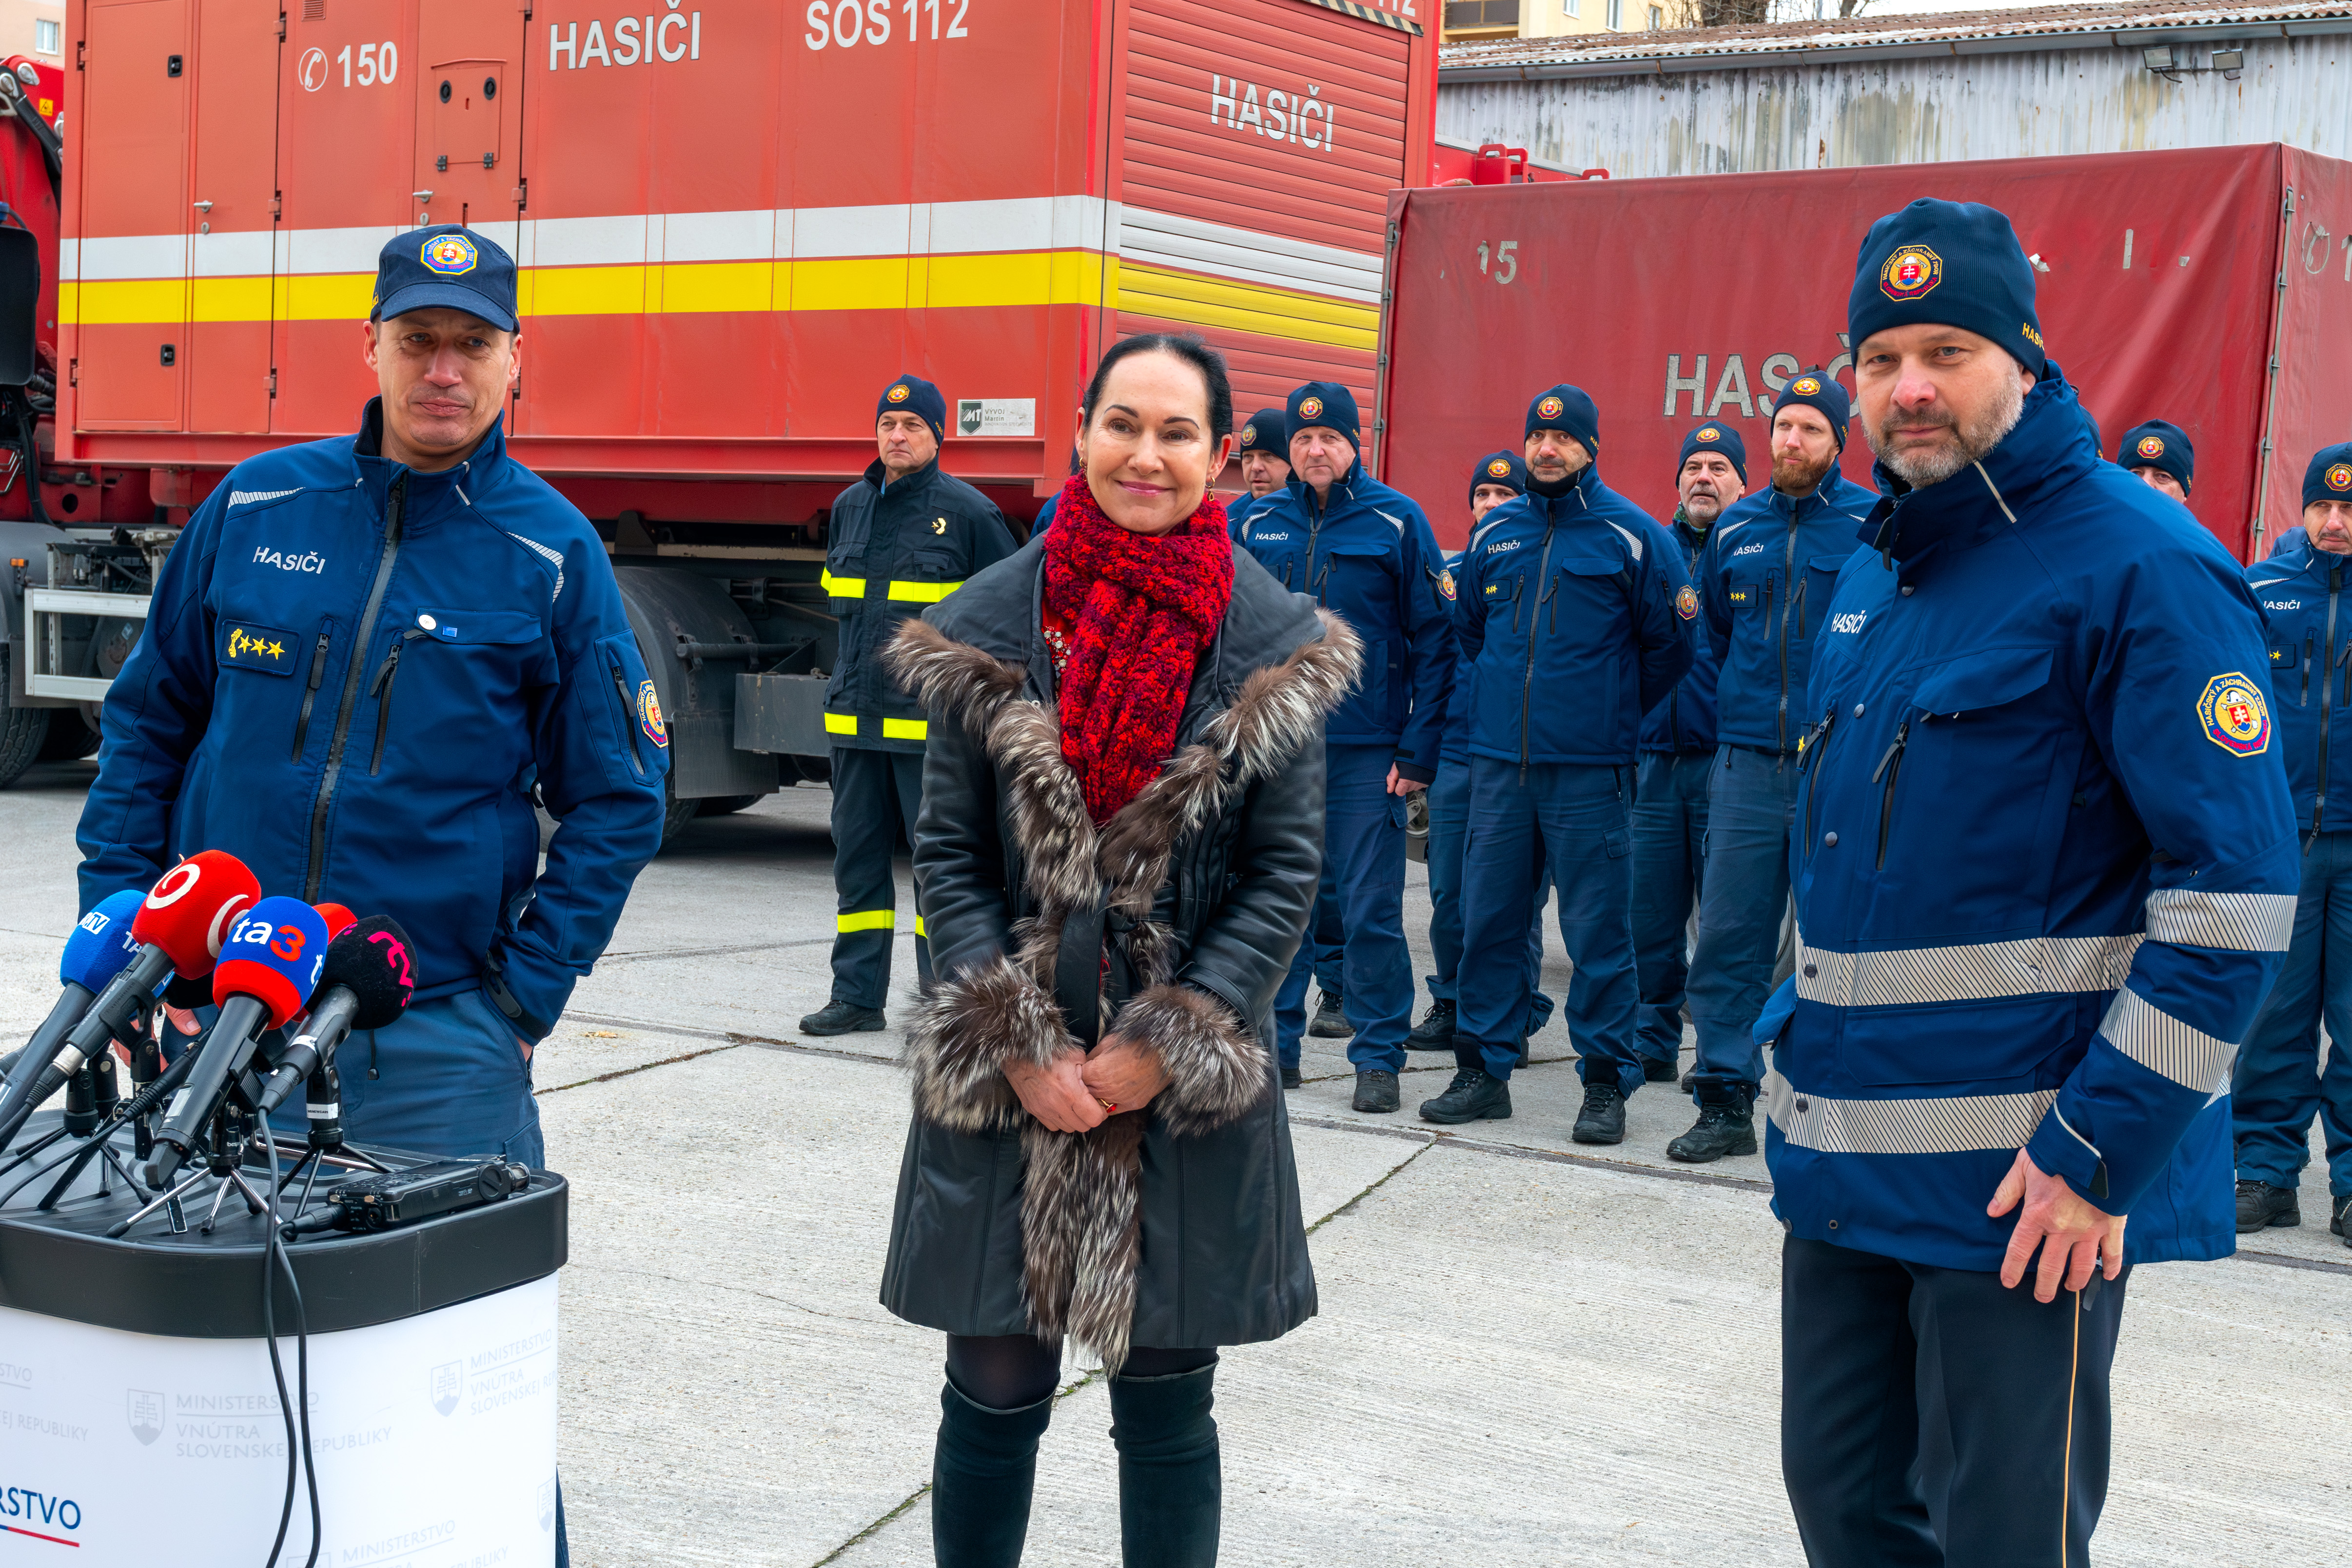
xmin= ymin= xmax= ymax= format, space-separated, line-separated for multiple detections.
xmin=880 ymin=717 xmax=927 ymax=740
xmin=823 ymin=712 xmax=858 ymax=735
xmin=885 ymin=580 xmax=965 ymax=603
xmin=837 ymin=910 xmax=895 ymax=933
xmin=821 ymin=569 xmax=866 ymax=597
xmin=914 ymin=915 xmax=927 ymax=938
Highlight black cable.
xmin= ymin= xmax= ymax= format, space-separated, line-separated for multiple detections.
xmin=261 ymin=1153 xmax=300 ymax=1568
xmin=274 ymin=1235 xmax=321 ymax=1568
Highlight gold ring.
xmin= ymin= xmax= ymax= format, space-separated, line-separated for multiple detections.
xmin=1098 ymin=1098 xmax=1117 ymax=1111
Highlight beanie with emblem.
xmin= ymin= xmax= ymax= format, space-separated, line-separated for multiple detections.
xmin=1469 ymin=450 xmax=1528 ymax=508
xmin=1525 ymin=384 xmax=1601 ymax=455
xmin=1677 ymin=422 xmax=1748 ymax=485
xmin=2118 ymin=420 xmax=2194 ymax=492
xmin=877 ymin=373 xmax=948 ymax=445
xmin=1848 ymin=198 xmax=2046 ymax=378
xmin=2305 ymin=441 xmax=2352 ymax=510
xmin=1769 ymin=369 xmax=1850 ymax=451
xmin=1238 ymin=408 xmax=1289 ymax=460
xmin=1286 ymin=382 xmax=1361 ymax=455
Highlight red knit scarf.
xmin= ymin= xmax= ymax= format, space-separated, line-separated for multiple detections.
xmin=1042 ymin=474 xmax=1235 ymax=823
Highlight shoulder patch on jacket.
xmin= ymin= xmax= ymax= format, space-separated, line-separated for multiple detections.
xmin=2197 ymin=673 xmax=2271 ymax=757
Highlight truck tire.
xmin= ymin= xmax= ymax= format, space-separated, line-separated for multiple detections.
xmin=38 ymin=710 xmax=102 ymax=762
xmin=0 ymin=710 xmax=46 ymax=790
xmin=695 ymin=793 xmax=763 ymax=818
xmin=658 ymin=774 xmax=699 ymax=846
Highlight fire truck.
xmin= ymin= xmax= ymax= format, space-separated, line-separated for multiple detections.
xmin=0 ymin=0 xmax=1437 ymax=823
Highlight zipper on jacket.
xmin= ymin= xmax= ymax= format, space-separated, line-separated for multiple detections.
xmin=1544 ymin=569 xmax=1561 ymax=636
xmin=2319 ymin=564 xmax=2341 ymax=833
xmin=2304 ymin=630 xmax=2315 ymax=706
xmin=1311 ymin=555 xmax=1334 ymax=607
xmin=290 ymin=629 xmax=333 ymax=762
xmin=1518 ymin=513 xmax=1558 ymax=776
xmin=1794 ymin=574 xmax=1809 ymax=640
xmin=366 ymin=629 xmax=428 ymax=776
xmin=1872 ymin=719 xmax=1910 ymax=870
xmin=304 ymin=475 xmax=406 ymax=901
xmin=1778 ymin=511 xmax=1799 ymax=753
xmin=1799 ymin=706 xmax=1836 ymax=846
xmin=610 ymin=656 xmax=647 ymax=774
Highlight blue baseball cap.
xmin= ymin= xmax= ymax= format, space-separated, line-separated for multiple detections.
xmin=372 ymin=225 xmax=518 ymax=332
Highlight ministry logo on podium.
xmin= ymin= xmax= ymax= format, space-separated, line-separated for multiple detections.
xmin=538 ymin=1479 xmax=557 ymax=1532
xmin=127 ymin=1390 xmax=164 ymax=1446
xmin=431 ymin=1362 xmax=463 ymax=1416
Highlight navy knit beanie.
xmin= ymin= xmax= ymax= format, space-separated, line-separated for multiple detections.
xmin=1676 ymin=422 xmax=1747 ymax=484
xmin=1469 ymin=450 xmax=1528 ymax=508
xmin=2118 ymin=420 xmax=2194 ymax=492
xmin=1237 ymin=407 xmax=1289 ymax=460
xmin=1769 ymin=369 xmax=1850 ymax=451
xmin=876 ymin=372 xmax=947 ymax=444
xmin=1286 ymin=382 xmax=1360 ymax=454
xmin=2306 ymin=442 xmax=2352 ymax=510
xmin=1525 ymin=384 xmax=1601 ymax=455
xmin=1849 ymin=199 xmax=2046 ymax=378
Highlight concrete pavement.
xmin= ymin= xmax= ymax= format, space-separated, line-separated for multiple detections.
xmin=4 ymin=762 xmax=2349 ymax=1565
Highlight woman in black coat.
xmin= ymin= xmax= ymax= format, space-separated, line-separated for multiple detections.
xmin=879 ymin=333 xmax=1358 ymax=1567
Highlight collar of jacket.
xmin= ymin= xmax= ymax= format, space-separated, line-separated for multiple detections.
xmin=1669 ymin=507 xmax=1709 ymax=556
xmin=1286 ymin=464 xmax=1365 ymax=517
xmin=352 ymin=396 xmax=508 ymax=530
xmin=864 ymin=454 xmax=941 ymax=496
xmin=1760 ymin=466 xmax=1864 ymax=526
xmin=1859 ymin=361 xmax=2099 ymax=570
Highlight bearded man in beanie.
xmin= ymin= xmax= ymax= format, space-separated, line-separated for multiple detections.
xmin=1765 ymin=198 xmax=2297 ymax=1567
xmin=1673 ymin=372 xmax=1878 ymax=1163
xmin=802 ymin=373 xmax=1018 ymax=1035
xmin=2117 ymin=418 xmax=2195 ymax=504
xmin=1422 ymin=385 xmax=1692 ymax=1140
xmin=1235 ymin=382 xmax=1454 ymax=1110
xmin=2229 ymin=441 xmax=2352 ymax=1248
xmin=1629 ymin=425 xmax=1748 ymax=1083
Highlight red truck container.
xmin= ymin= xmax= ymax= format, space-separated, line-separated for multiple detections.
xmin=0 ymin=0 xmax=1435 ymax=802
xmin=1375 ymin=145 xmax=2352 ymax=561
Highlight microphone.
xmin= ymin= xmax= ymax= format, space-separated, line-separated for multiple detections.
xmin=6 ymin=889 xmax=144 ymax=1089
xmin=314 ymin=902 xmax=357 ymax=940
xmin=255 ymin=917 xmax=415 ymax=1116
xmin=0 ymin=853 xmax=260 ymax=1149
xmin=145 ymin=898 xmax=329 ymax=1188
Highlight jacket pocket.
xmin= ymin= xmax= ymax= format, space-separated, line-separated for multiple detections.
xmin=1838 ymin=992 xmax=2081 ymax=1090
xmin=1878 ymin=644 xmax=2057 ymax=874
xmin=592 ymin=630 xmax=667 ymax=787
xmin=1800 ymin=553 xmax=1850 ymax=640
xmin=290 ymin=618 xmax=338 ymax=763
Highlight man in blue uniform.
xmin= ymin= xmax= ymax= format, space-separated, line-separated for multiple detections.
xmin=1674 ymin=372 xmax=1878 ymax=1162
xmin=2233 ymin=441 xmax=2352 ymax=1246
xmin=82 ymin=226 xmax=667 ymax=1167
xmin=1236 ymin=382 xmax=1454 ymax=1112
xmin=803 ymin=375 xmax=1018 ymax=1035
xmin=1631 ymin=424 xmax=1746 ymax=1082
xmin=1410 ymin=451 xmax=1554 ymax=1058
xmin=2117 ymin=419 xmax=2193 ymax=503
xmin=1770 ymin=199 xmax=2298 ymax=1566
xmin=1419 ymin=386 xmax=1692 ymax=1139
xmin=1225 ymin=407 xmax=1292 ymax=537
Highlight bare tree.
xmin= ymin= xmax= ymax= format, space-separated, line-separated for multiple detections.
xmin=1839 ymin=0 xmax=1871 ymax=16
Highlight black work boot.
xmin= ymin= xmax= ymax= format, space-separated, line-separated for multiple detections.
xmin=933 ymin=1380 xmax=1054 ymax=1568
xmin=1572 ymin=1075 xmax=1627 ymax=1144
xmin=1308 ymin=990 xmax=1353 ymax=1038
xmin=1419 ymin=1066 xmax=1512 ymax=1124
xmin=1109 ymin=1364 xmax=1221 ymax=1568
xmin=2334 ymin=1194 xmax=2351 ymax=1239
xmin=1280 ymin=1064 xmax=1302 ymax=1090
xmin=1352 ymin=1069 xmax=1400 ymax=1113
xmin=1667 ymin=1075 xmax=1759 ymax=1163
xmin=1642 ymin=1055 xmax=1681 ymax=1083
xmin=2235 ymin=1178 xmax=2301 ymax=1232
xmin=800 ymin=999 xmax=885 ymax=1035
xmin=1406 ymin=997 xmax=1457 ymax=1051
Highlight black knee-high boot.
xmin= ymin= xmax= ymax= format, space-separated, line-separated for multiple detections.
xmin=1108 ymin=1364 xmax=1221 ymax=1568
xmin=932 ymin=1379 xmax=1054 ymax=1568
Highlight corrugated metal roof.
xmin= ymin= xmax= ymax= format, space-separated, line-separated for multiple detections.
xmin=1439 ymin=0 xmax=2352 ymax=78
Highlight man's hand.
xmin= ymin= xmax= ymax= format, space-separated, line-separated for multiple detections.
xmin=1080 ymin=1036 xmax=1174 ymax=1113
xmin=1988 ymin=1147 xmax=2126 ymax=1302
xmin=1385 ymin=765 xmax=1427 ymax=797
xmin=1004 ymin=1052 xmax=1110 ymax=1133
xmin=517 ymin=1036 xmax=533 ymax=1062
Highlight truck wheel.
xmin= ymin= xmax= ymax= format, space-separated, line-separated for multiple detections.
xmin=0 ymin=653 xmax=52 ymax=787
xmin=658 ymin=774 xmax=699 ymax=847
xmin=38 ymin=710 xmax=102 ymax=762
xmin=695 ymin=793 xmax=763 ymax=818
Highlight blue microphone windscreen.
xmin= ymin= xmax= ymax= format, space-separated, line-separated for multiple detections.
xmin=61 ymin=889 xmax=149 ymax=990
xmin=213 ymin=897 xmax=333 ymax=1025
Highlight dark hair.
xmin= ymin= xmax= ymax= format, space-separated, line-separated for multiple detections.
xmin=1079 ymin=333 xmax=1234 ymax=442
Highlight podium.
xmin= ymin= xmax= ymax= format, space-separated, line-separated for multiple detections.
xmin=0 ymin=1117 xmax=567 ymax=1565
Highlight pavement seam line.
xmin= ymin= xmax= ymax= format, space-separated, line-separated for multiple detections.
xmin=535 ymin=1043 xmax=741 ymax=1096
xmin=808 ymin=1482 xmax=932 ymax=1568
xmin=563 ymin=1010 xmax=895 ymax=1066
xmin=1304 ymin=1139 xmax=1437 ymax=1236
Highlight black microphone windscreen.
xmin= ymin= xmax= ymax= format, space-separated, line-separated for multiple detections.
xmin=163 ymin=971 xmax=215 ymax=1010
xmin=319 ymin=916 xmax=417 ymax=1032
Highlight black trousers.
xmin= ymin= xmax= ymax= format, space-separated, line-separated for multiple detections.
xmin=827 ymin=745 xmax=932 ymax=1008
xmin=1781 ymin=1235 xmax=2130 ymax=1568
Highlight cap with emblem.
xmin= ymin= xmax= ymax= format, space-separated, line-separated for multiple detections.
xmin=1524 ymin=383 xmax=1601 ymax=455
xmin=2118 ymin=419 xmax=2194 ymax=493
xmin=1468 ymin=449 xmax=1528 ymax=507
xmin=1848 ymin=198 xmax=2045 ymax=378
xmin=877 ymin=372 xmax=948 ymax=445
xmin=372 ymin=225 xmax=517 ymax=332
xmin=1286 ymin=382 xmax=1360 ymax=454
xmin=1238 ymin=407 xmax=1288 ymax=457
xmin=2304 ymin=441 xmax=2352 ymax=510
xmin=1677 ymin=422 xmax=1748 ymax=484
xmin=1769 ymin=369 xmax=1850 ymax=451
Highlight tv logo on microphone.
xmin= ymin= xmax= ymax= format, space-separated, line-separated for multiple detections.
xmin=76 ymin=910 xmax=110 ymax=936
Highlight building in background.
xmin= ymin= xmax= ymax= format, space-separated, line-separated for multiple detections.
xmin=1438 ymin=1 xmax=2352 ymax=173
xmin=0 ymin=1 xmax=64 ymax=63
xmin=1444 ymin=0 xmax=1660 ymax=48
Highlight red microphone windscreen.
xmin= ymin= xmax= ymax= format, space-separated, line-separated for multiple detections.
xmin=210 ymin=898 xmax=330 ymax=1028
xmin=132 ymin=851 xmax=261 ymax=979
xmin=314 ymin=903 xmax=358 ymax=941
